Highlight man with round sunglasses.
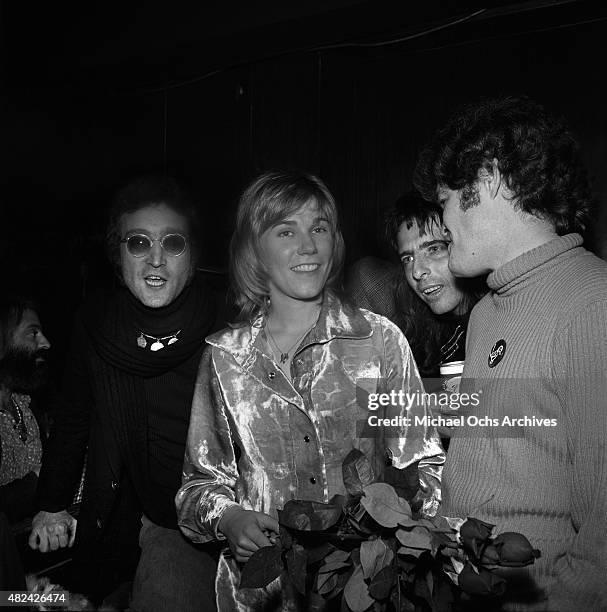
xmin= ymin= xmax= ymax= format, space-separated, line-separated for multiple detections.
xmin=30 ymin=176 xmax=223 ymax=611
xmin=122 ymin=232 xmax=188 ymax=257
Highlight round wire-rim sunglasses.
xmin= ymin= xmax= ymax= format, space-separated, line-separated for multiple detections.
xmin=120 ymin=233 xmax=187 ymax=257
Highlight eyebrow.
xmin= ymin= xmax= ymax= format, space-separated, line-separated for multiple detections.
xmin=124 ymin=227 xmax=186 ymax=235
xmin=398 ymin=239 xmax=448 ymax=258
xmin=274 ymin=216 xmax=330 ymax=226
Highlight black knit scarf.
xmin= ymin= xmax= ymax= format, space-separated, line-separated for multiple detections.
xmin=85 ymin=276 xmax=215 ymax=378
xmin=81 ymin=275 xmax=216 ymax=512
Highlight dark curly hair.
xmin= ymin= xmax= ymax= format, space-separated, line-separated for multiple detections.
xmin=106 ymin=175 xmax=201 ymax=275
xmin=414 ymin=96 xmax=592 ymax=235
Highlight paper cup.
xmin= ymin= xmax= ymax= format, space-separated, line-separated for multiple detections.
xmin=439 ymin=360 xmax=464 ymax=393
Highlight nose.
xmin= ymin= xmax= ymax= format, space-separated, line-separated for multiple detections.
xmin=37 ymin=332 xmax=51 ymax=350
xmin=411 ymin=256 xmax=430 ymax=281
xmin=297 ymin=231 xmax=318 ymax=255
xmin=146 ymin=240 xmax=166 ymax=267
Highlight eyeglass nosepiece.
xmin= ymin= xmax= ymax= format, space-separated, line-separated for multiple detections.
xmin=121 ymin=234 xmax=187 ymax=257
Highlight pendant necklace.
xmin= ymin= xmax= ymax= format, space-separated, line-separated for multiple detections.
xmin=440 ymin=324 xmax=464 ymax=363
xmin=10 ymin=394 xmax=28 ymax=443
xmin=136 ymin=329 xmax=182 ymax=351
xmin=265 ymin=323 xmax=314 ymax=365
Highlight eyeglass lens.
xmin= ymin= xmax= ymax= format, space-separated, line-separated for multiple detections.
xmin=125 ymin=234 xmax=186 ymax=257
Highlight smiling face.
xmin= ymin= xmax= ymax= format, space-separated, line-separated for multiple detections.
xmin=119 ymin=203 xmax=193 ymax=308
xmin=259 ymin=200 xmax=334 ymax=308
xmin=397 ymin=219 xmax=466 ymax=315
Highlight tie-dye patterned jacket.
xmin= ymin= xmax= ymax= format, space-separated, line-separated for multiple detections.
xmin=176 ymin=292 xmax=444 ymax=609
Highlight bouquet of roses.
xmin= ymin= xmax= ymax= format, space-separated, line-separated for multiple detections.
xmin=239 ymin=450 xmax=540 ymax=611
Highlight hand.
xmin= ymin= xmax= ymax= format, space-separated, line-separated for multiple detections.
xmin=426 ymin=393 xmax=459 ymax=439
xmin=29 ymin=510 xmax=77 ymax=552
xmin=218 ymin=506 xmax=279 ymax=563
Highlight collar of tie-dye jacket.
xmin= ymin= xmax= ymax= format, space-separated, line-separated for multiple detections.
xmin=205 ymin=290 xmax=373 ymax=365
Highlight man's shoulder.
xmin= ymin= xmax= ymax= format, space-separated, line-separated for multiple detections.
xmin=472 ymin=247 xmax=607 ymax=324
xmin=551 ymin=247 xmax=607 ymax=308
xmin=467 ymin=291 xmax=493 ymax=320
xmin=347 ymin=256 xmax=398 ymax=278
xmin=568 ymin=247 xmax=607 ymax=283
xmin=344 ymin=256 xmax=400 ymax=319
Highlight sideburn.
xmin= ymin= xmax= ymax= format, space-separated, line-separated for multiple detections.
xmin=459 ymin=184 xmax=481 ymax=211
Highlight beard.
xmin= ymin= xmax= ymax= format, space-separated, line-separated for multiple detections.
xmin=0 ymin=345 xmax=49 ymax=394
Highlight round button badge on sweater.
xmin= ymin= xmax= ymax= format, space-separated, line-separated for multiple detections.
xmin=488 ymin=339 xmax=506 ymax=368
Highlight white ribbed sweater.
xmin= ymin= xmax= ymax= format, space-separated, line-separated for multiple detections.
xmin=443 ymin=234 xmax=607 ymax=611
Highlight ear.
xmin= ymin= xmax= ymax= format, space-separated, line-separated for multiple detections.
xmin=478 ymin=158 xmax=502 ymax=200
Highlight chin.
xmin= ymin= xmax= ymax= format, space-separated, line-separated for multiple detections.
xmin=143 ymin=299 xmax=168 ymax=308
xmin=147 ymin=296 xmax=174 ymax=308
xmin=448 ymin=257 xmax=474 ymax=278
xmin=131 ymin=279 xmax=182 ymax=307
xmin=136 ymin=289 xmax=172 ymax=308
xmin=434 ymin=305 xmax=461 ymax=316
xmin=292 ymin=291 xmax=324 ymax=302
xmin=288 ymin=282 xmax=326 ymax=300
xmin=425 ymin=300 xmax=449 ymax=316
xmin=425 ymin=291 xmax=463 ymax=316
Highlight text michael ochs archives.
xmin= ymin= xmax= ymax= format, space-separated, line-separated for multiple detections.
xmin=365 ymin=390 xmax=558 ymax=429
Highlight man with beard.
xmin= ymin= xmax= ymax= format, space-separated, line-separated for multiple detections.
xmin=0 ymin=296 xmax=50 ymax=523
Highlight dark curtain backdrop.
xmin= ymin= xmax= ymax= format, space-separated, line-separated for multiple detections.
xmin=3 ymin=8 xmax=607 ymax=367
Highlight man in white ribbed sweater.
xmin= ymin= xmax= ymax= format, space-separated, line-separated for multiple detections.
xmin=415 ymin=96 xmax=607 ymax=610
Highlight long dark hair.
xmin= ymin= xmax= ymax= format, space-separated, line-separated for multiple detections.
xmin=385 ymin=191 xmax=485 ymax=375
xmin=391 ymin=268 xmax=483 ymax=376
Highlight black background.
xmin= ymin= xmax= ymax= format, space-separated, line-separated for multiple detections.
xmin=3 ymin=0 xmax=607 ymax=366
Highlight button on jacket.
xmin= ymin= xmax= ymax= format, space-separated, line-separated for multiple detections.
xmin=177 ymin=291 xmax=444 ymax=610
